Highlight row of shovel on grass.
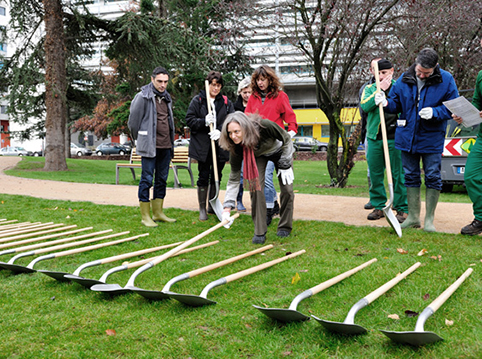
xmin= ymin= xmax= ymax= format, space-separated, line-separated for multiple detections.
xmin=0 ymin=218 xmax=473 ymax=346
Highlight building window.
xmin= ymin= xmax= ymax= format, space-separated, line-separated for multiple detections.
xmin=0 ymin=105 xmax=7 ymax=114
xmin=298 ymin=125 xmax=313 ymax=137
xmin=0 ymin=7 xmax=6 ymax=16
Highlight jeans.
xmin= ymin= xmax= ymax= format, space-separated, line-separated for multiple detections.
xmin=264 ymin=160 xmax=277 ymax=209
xmin=138 ymin=148 xmax=172 ymax=202
xmin=401 ymin=151 xmax=442 ymax=191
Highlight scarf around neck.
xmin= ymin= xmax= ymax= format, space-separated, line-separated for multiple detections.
xmin=243 ymin=146 xmax=261 ymax=192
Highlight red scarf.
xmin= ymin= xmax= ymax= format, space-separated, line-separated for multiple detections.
xmin=243 ymin=146 xmax=261 ymax=192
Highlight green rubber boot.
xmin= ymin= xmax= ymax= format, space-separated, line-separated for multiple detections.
xmin=424 ymin=188 xmax=440 ymax=232
xmin=401 ymin=187 xmax=421 ymax=229
xmin=139 ymin=201 xmax=158 ymax=227
xmin=152 ymin=198 xmax=176 ymax=223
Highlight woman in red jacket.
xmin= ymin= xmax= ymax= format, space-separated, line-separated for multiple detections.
xmin=245 ymin=65 xmax=298 ymax=229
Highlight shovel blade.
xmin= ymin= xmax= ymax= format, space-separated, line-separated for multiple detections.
xmin=208 ymin=182 xmax=224 ymax=221
xmin=64 ymin=274 xmax=103 ymax=288
xmin=380 ymin=329 xmax=443 ymax=346
xmin=90 ymin=283 xmax=132 ymax=295
xmin=312 ymin=315 xmax=367 ymax=335
xmin=37 ymin=270 xmax=71 ymax=282
xmin=0 ymin=262 xmax=35 ymax=274
xmin=130 ymin=287 xmax=170 ymax=301
xmin=383 ymin=184 xmax=402 ymax=237
xmin=168 ymin=292 xmax=217 ymax=307
xmin=253 ymin=305 xmax=310 ymax=323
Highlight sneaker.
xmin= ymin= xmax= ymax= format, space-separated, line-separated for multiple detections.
xmin=461 ymin=219 xmax=482 ymax=236
xmin=266 ymin=208 xmax=274 ymax=226
xmin=272 ymin=200 xmax=280 ymax=216
xmin=396 ymin=211 xmax=408 ymax=224
xmin=276 ymin=230 xmax=291 ymax=237
xmin=364 ymin=201 xmax=374 ymax=210
xmin=367 ymin=209 xmax=384 ymax=220
xmin=237 ymin=202 xmax=246 ymax=212
xmin=252 ymin=234 xmax=266 ymax=244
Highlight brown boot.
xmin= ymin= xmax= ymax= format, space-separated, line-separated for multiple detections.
xmin=367 ymin=209 xmax=384 ymax=220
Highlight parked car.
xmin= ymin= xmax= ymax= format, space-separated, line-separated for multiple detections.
xmin=292 ymin=136 xmax=328 ymax=151
xmin=174 ymin=138 xmax=190 ymax=147
xmin=95 ymin=142 xmax=131 ymax=156
xmin=0 ymin=146 xmax=32 ymax=156
xmin=32 ymin=150 xmax=43 ymax=157
xmin=71 ymin=143 xmax=93 ymax=157
xmin=440 ymin=119 xmax=480 ymax=192
xmin=122 ymin=141 xmax=134 ymax=152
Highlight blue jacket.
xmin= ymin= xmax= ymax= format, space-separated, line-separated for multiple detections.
xmin=386 ymin=64 xmax=458 ymax=153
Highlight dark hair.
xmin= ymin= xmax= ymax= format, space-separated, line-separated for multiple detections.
xmin=206 ymin=71 xmax=224 ymax=87
xmin=152 ymin=66 xmax=169 ymax=78
xmin=250 ymin=65 xmax=282 ymax=98
xmin=416 ymin=48 xmax=439 ymax=69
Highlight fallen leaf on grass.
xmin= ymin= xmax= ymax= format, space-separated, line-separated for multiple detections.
xmin=423 ymin=293 xmax=430 ymax=301
xmin=469 ymin=263 xmax=476 ymax=266
xmin=291 ymin=272 xmax=301 ymax=285
xmin=293 ymin=190 xmax=299 ymax=193
xmin=417 ymin=248 xmax=428 ymax=256
xmin=245 ymin=323 xmax=252 ymax=329
xmin=388 ymin=314 xmax=400 ymax=320
xmin=299 ymin=270 xmax=308 ymax=273
xmin=397 ymin=248 xmax=408 ymax=254
xmin=66 ymin=215 xmax=70 ymax=219
xmin=405 ymin=310 xmax=419 ymax=317
xmin=105 ymin=329 xmax=116 ymax=336
xmin=430 ymin=255 xmax=442 ymax=261
xmin=445 ymin=319 xmax=454 ymax=326
xmin=282 ymin=351 xmax=292 ymax=356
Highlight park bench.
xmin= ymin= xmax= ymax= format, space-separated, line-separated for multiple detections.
xmin=115 ymin=146 xmax=194 ymax=188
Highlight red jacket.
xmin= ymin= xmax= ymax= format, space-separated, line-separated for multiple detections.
xmin=245 ymin=91 xmax=298 ymax=133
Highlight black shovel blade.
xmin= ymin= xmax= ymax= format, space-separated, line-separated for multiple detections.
xmin=37 ymin=270 xmax=71 ymax=282
xmin=380 ymin=330 xmax=443 ymax=346
xmin=130 ymin=287 xmax=170 ymax=301
xmin=312 ymin=315 xmax=367 ymax=335
xmin=0 ymin=262 xmax=35 ymax=274
xmin=64 ymin=274 xmax=103 ymax=289
xmin=90 ymin=283 xmax=132 ymax=295
xmin=253 ymin=305 xmax=310 ymax=323
xmin=168 ymin=292 xmax=216 ymax=307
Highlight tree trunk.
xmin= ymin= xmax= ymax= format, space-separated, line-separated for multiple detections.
xmin=43 ymin=0 xmax=68 ymax=171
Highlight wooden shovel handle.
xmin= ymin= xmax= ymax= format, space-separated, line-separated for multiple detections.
xmin=373 ymin=61 xmax=393 ymax=187
xmin=428 ymin=268 xmax=473 ymax=313
xmin=150 ymin=213 xmax=240 ymax=267
xmin=224 ymin=249 xmax=306 ymax=283
xmin=205 ymin=79 xmax=219 ymax=183
xmin=188 ymin=244 xmax=274 ymax=277
xmin=97 ymin=240 xmax=183 ymax=264
xmin=364 ymin=262 xmax=421 ymax=304
xmin=309 ymin=258 xmax=377 ymax=295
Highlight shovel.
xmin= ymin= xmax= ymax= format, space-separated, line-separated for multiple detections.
xmin=373 ymin=61 xmax=402 ymax=238
xmin=90 ymin=213 xmax=239 ymax=295
xmin=0 ymin=223 xmax=72 ymax=243
xmin=68 ymin=241 xmax=218 ymax=289
xmin=205 ymin=79 xmax=224 ymax=221
xmin=253 ymin=258 xmax=377 ymax=323
xmin=0 ymin=231 xmax=130 ymax=273
xmin=380 ymin=268 xmax=473 ymax=346
xmin=0 ymin=221 xmax=35 ymax=231
xmin=0 ymin=222 xmax=59 ymax=240
xmin=132 ymin=244 xmax=274 ymax=300
xmin=168 ymin=249 xmax=306 ymax=307
xmin=312 ymin=261 xmax=421 ymax=335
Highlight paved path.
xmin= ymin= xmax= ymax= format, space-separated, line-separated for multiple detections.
xmin=0 ymin=156 xmax=473 ymax=234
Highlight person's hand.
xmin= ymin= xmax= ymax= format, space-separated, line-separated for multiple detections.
xmin=278 ymin=168 xmax=294 ymax=185
xmin=205 ymin=112 xmax=216 ymax=127
xmin=209 ymin=129 xmax=221 ymax=141
xmin=419 ymin=107 xmax=433 ymax=120
xmin=288 ymin=130 xmax=296 ymax=138
xmin=221 ymin=211 xmax=234 ymax=229
xmin=380 ymin=74 xmax=393 ymax=91
xmin=452 ymin=114 xmax=463 ymax=125
xmin=374 ymin=92 xmax=387 ymax=106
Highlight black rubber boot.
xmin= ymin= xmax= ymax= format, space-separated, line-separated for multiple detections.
xmin=197 ymin=187 xmax=208 ymax=221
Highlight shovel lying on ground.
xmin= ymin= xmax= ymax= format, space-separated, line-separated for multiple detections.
xmin=0 ymin=222 xmax=46 ymax=235
xmin=380 ymin=268 xmax=473 ymax=346
xmin=205 ymin=79 xmax=224 ymax=221
xmin=0 ymin=221 xmax=35 ymax=231
xmin=68 ymin=241 xmax=218 ymax=289
xmin=0 ymin=234 xmax=146 ymax=274
xmin=90 ymin=214 xmax=238 ymax=295
xmin=312 ymin=262 xmax=421 ymax=335
xmin=0 ymin=222 xmax=62 ymax=241
xmin=168 ymin=249 xmax=306 ymax=307
xmin=132 ymin=245 xmax=274 ymax=300
xmin=253 ymin=258 xmax=377 ymax=323
xmin=0 ymin=231 xmax=130 ymax=273
xmin=374 ymin=61 xmax=402 ymax=238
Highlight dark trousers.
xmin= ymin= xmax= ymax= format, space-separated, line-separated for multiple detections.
xmin=138 ymin=148 xmax=172 ymax=202
xmin=197 ymin=148 xmax=226 ymax=187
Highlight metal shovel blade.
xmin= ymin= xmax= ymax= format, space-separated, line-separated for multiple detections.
xmin=0 ymin=262 xmax=35 ymax=274
xmin=209 ymin=182 xmax=224 ymax=221
xmin=380 ymin=329 xmax=442 ymax=346
xmin=37 ymin=269 xmax=71 ymax=282
xmin=253 ymin=305 xmax=310 ymax=323
xmin=167 ymin=292 xmax=217 ymax=307
xmin=311 ymin=315 xmax=367 ymax=335
xmin=383 ymin=184 xmax=402 ymax=238
xmin=64 ymin=274 xmax=103 ymax=288
xmin=90 ymin=283 xmax=133 ymax=295
xmin=129 ymin=287 xmax=170 ymax=301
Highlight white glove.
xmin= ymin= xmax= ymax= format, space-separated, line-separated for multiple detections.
xmin=419 ymin=107 xmax=433 ymax=120
xmin=288 ymin=130 xmax=296 ymax=138
xmin=209 ymin=129 xmax=221 ymax=141
xmin=221 ymin=211 xmax=234 ymax=229
xmin=278 ymin=168 xmax=294 ymax=185
xmin=205 ymin=112 xmax=216 ymax=127
xmin=374 ymin=92 xmax=387 ymax=106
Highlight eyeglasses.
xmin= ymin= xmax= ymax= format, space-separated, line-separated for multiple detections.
xmin=415 ymin=65 xmax=434 ymax=78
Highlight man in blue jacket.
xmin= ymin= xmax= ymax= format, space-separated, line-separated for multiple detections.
xmin=375 ymin=48 xmax=458 ymax=232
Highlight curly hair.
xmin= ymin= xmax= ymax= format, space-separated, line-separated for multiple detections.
xmin=250 ymin=65 xmax=282 ymax=98
xmin=219 ymin=111 xmax=265 ymax=153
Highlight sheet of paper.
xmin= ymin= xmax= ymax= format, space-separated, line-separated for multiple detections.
xmin=443 ymin=96 xmax=482 ymax=127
